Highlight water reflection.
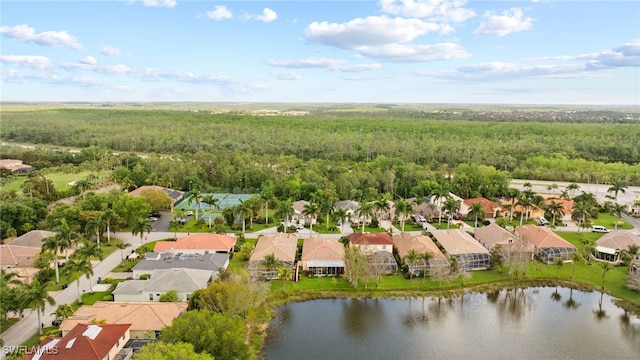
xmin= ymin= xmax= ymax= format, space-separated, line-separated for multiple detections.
xmin=263 ymin=288 xmax=640 ymax=360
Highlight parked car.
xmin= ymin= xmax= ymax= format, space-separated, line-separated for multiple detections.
xmin=416 ymin=215 xmax=427 ymax=223
xmin=52 ymin=317 xmax=63 ymax=326
xmin=186 ymin=211 xmax=194 ymax=216
xmin=538 ymin=216 xmax=549 ymax=225
xmin=296 ymin=224 xmax=305 ymax=231
xmin=592 ymin=225 xmax=609 ymax=233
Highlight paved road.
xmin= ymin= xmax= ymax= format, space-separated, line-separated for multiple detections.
xmin=511 ymin=179 xmax=640 ymax=205
xmin=0 ymin=231 xmax=185 ymax=359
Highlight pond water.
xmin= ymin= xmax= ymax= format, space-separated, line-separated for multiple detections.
xmin=263 ymin=287 xmax=640 ymax=360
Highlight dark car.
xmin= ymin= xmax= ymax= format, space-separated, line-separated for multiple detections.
xmin=52 ymin=317 xmax=63 ymax=326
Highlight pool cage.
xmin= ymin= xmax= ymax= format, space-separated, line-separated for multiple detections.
xmin=453 ymin=252 xmax=491 ymax=271
xmin=536 ymin=247 xmax=577 ymax=264
xmin=366 ymin=251 xmax=398 ymax=275
xmin=407 ymin=257 xmax=450 ymax=276
xmin=248 ymin=259 xmax=294 ymax=280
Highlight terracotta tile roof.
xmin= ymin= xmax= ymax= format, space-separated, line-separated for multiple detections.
xmin=474 ymin=223 xmax=535 ymax=252
xmin=543 ymin=199 xmax=573 ymax=215
xmin=249 ymin=233 xmax=298 ymax=263
xmin=464 ymin=197 xmax=503 ymax=214
xmin=0 ymin=245 xmax=40 ymax=267
xmin=431 ymin=229 xmax=489 ymax=255
xmin=392 ymin=233 xmax=447 ymax=260
xmin=515 ymin=225 xmax=576 ymax=249
xmin=302 ymin=238 xmax=345 ymax=262
xmin=596 ymin=231 xmax=640 ymax=250
xmin=349 ymin=232 xmax=393 ymax=246
xmin=154 ymin=233 xmax=236 ymax=252
xmin=59 ymin=302 xmax=187 ymax=335
xmin=24 ymin=323 xmax=130 ymax=360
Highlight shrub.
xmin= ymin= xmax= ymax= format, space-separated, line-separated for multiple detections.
xmin=103 ymin=276 xmax=114 ymax=284
xmin=159 ymin=290 xmax=180 ymax=302
xmin=139 ymin=274 xmax=151 ymax=280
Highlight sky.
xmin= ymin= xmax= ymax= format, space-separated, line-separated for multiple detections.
xmin=1 ymin=0 xmax=639 ymax=105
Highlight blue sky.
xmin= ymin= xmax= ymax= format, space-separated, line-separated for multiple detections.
xmin=1 ymin=0 xmax=639 ymax=104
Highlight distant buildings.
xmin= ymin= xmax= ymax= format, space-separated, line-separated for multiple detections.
xmin=0 ymin=159 xmax=34 ymax=174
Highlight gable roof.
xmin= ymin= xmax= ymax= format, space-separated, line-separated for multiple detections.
xmin=0 ymin=159 xmax=34 ymax=173
xmin=292 ymin=200 xmax=309 ymax=215
xmin=133 ymin=252 xmax=229 ymax=272
xmin=7 ymin=230 xmax=56 ymax=248
xmin=0 ymin=245 xmax=41 ymax=267
xmin=112 ymin=268 xmax=212 ymax=295
xmin=431 ymin=229 xmax=489 ymax=255
xmin=596 ymin=231 xmax=640 ymax=251
xmin=59 ymin=302 xmax=187 ymax=334
xmin=407 ymin=197 xmax=439 ymax=218
xmin=515 ymin=225 xmax=577 ymax=249
xmin=334 ymin=200 xmax=359 ymax=212
xmin=544 ymin=199 xmax=573 ymax=215
xmin=392 ymin=233 xmax=447 ymax=260
xmin=463 ymin=197 xmax=503 ymax=213
xmin=349 ymin=232 xmax=393 ymax=246
xmin=128 ymin=185 xmax=184 ymax=200
xmin=24 ymin=323 xmax=130 ymax=360
xmin=249 ymin=233 xmax=298 ymax=263
xmin=154 ymin=233 xmax=236 ymax=252
xmin=302 ymin=238 xmax=345 ymax=262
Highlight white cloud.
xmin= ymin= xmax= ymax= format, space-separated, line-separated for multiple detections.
xmin=474 ymin=8 xmax=534 ymax=37
xmin=80 ymin=56 xmax=97 ymax=65
xmin=274 ymin=72 xmax=302 ymax=80
xmin=267 ymin=57 xmax=381 ymax=72
xmin=0 ymin=55 xmax=53 ymax=69
xmin=244 ymin=8 xmax=278 ymax=23
xmin=0 ymin=24 xmax=83 ymax=49
xmin=305 ymin=16 xmax=444 ymax=49
xmin=358 ymin=43 xmax=469 ymax=62
xmin=379 ymin=0 xmax=475 ymax=22
xmin=100 ymin=45 xmax=124 ymax=56
xmin=142 ymin=0 xmax=176 ymax=8
xmin=206 ymin=5 xmax=233 ymax=20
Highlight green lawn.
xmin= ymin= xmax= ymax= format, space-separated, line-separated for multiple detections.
xmin=21 ymin=327 xmax=61 ymax=347
xmin=1 ymin=170 xmax=106 ymax=193
xmin=1 ymin=317 xmax=19 ymax=332
xmin=592 ymin=213 xmax=633 ymax=230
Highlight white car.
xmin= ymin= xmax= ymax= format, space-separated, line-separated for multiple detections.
xmin=295 ymin=224 xmax=305 ymax=231
xmin=186 ymin=211 xmax=194 ymax=216
xmin=592 ymin=225 xmax=609 ymax=233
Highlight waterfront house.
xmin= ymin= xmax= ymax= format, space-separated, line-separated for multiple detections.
xmin=431 ymin=229 xmax=490 ymax=271
xmin=300 ymin=237 xmax=345 ymax=276
xmin=392 ymin=233 xmax=449 ymax=275
xmin=515 ymin=224 xmax=577 ymax=264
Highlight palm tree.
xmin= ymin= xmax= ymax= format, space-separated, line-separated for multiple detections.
xmin=442 ymin=197 xmax=461 ymax=230
xmin=41 ymin=236 xmax=62 ymax=284
xmin=77 ymin=239 xmax=103 ymax=261
xmin=547 ymin=183 xmax=559 ymax=196
xmin=275 ymin=198 xmax=295 ymax=233
xmin=627 ymin=244 xmax=639 ymax=274
xmin=277 ymin=265 xmax=293 ymax=290
xmin=263 ymin=253 xmax=278 ymax=280
xmin=333 ymin=207 xmax=348 ymax=234
xmin=607 ymin=179 xmax=628 ymax=203
xmin=572 ymin=201 xmax=596 ymax=230
xmin=201 ymin=194 xmax=220 ymax=229
xmin=51 ymin=304 xmax=74 ymax=321
xmin=554 ymin=257 xmax=564 ymax=279
xmin=516 ymin=194 xmax=534 ymax=226
xmin=609 ymin=202 xmax=626 ymax=230
xmin=302 ymin=201 xmax=320 ymax=235
xmin=505 ymin=188 xmax=521 ymax=222
xmin=546 ymin=200 xmax=565 ymax=228
xmin=260 ymin=181 xmax=276 ymax=225
xmin=394 ymin=198 xmax=413 ymax=233
xmin=601 ymin=262 xmax=613 ymax=289
xmin=116 ymin=242 xmax=131 ymax=268
xmin=64 ymin=255 xmax=92 ymax=303
xmin=85 ymin=214 xmax=105 ymax=246
xmin=55 ymin=218 xmax=77 ymax=262
xmin=99 ymin=209 xmax=117 ymax=245
xmin=187 ymin=188 xmax=203 ymax=222
xmin=355 ymin=201 xmax=375 ymax=233
xmin=467 ymin=202 xmax=485 ymax=229
xmin=431 ymin=185 xmax=450 ymax=225
xmin=404 ymin=249 xmax=419 ymax=287
xmin=566 ymin=183 xmax=580 ymax=197
xmin=235 ymin=199 xmax=253 ymax=237
xmin=22 ymin=278 xmax=55 ymax=335
xmin=421 ymin=252 xmax=434 ymax=285
xmin=579 ymin=237 xmax=596 ymax=265
xmin=131 ymin=217 xmax=152 ymax=244
xmin=570 ymin=252 xmax=583 ymax=279
xmin=314 ymin=189 xmax=338 ymax=229
xmin=373 ymin=198 xmax=391 ymax=221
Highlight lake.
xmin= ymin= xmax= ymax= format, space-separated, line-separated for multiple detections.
xmin=263 ymin=287 xmax=640 ymax=359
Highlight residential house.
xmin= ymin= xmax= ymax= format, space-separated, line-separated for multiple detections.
xmin=594 ymin=231 xmax=640 ymax=263
xmin=24 ymin=323 xmax=131 ymax=360
xmin=515 ymin=224 xmax=577 ymax=264
xmin=154 ymin=233 xmax=236 ymax=254
xmin=292 ymin=200 xmax=316 ymax=225
xmin=300 ymin=237 xmax=345 ymax=276
xmin=334 ymin=200 xmax=360 ymax=222
xmin=463 ymin=198 xmax=503 ymax=219
xmin=128 ymin=185 xmax=185 ymax=209
xmin=392 ymin=233 xmax=449 ymax=275
xmin=248 ymin=233 xmax=298 ymax=279
xmin=429 ymin=192 xmax=468 ymax=218
xmin=474 ymin=223 xmax=535 ymax=260
xmin=349 ymin=232 xmax=396 ymax=275
xmin=59 ymin=301 xmax=187 ymax=339
xmin=0 ymin=159 xmax=34 ymax=174
xmin=2 ymin=230 xmax=57 ymax=284
xmin=112 ymin=268 xmax=212 ymax=302
xmin=431 ymin=229 xmax=490 ymax=271
xmin=543 ymin=199 xmax=574 ymax=223
xmin=131 ymin=252 xmax=229 ymax=279
xmin=407 ymin=197 xmax=439 ymax=222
